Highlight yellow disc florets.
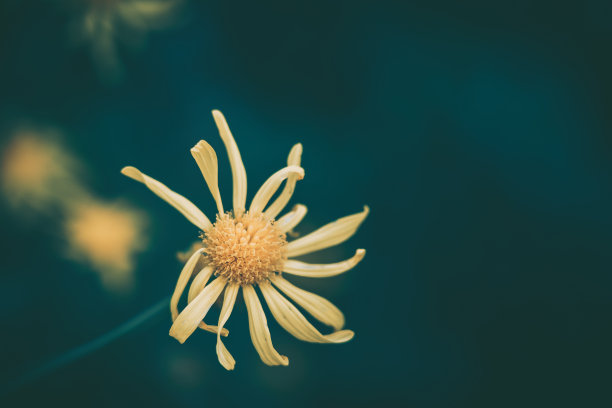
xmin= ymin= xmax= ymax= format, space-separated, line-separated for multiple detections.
xmin=201 ymin=211 xmax=287 ymax=285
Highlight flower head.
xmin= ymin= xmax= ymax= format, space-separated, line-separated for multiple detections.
xmin=122 ymin=110 xmax=368 ymax=369
xmin=202 ymin=212 xmax=287 ymax=285
xmin=1 ymin=129 xmax=83 ymax=211
xmin=64 ymin=199 xmax=148 ymax=291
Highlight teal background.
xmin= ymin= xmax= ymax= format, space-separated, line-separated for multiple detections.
xmin=1 ymin=0 xmax=612 ymax=407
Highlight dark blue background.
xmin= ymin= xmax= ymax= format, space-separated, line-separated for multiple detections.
xmin=1 ymin=0 xmax=611 ymax=407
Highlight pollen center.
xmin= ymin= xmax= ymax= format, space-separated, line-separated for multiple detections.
xmin=201 ymin=212 xmax=287 ymax=285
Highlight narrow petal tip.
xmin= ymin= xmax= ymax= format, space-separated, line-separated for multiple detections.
xmin=338 ymin=330 xmax=355 ymax=342
xmin=292 ymin=143 xmax=303 ymax=156
xmin=217 ymin=343 xmax=236 ymax=370
xmin=120 ymin=166 xmax=140 ymax=180
xmin=220 ymin=360 xmax=235 ymax=370
xmin=290 ymin=165 xmax=305 ymax=180
xmin=191 ymin=139 xmax=213 ymax=153
xmin=286 ymin=165 xmax=304 ymax=175
xmin=169 ymin=328 xmax=187 ymax=344
xmin=211 ymin=109 xmax=225 ymax=120
xmin=282 ymin=165 xmax=304 ymax=181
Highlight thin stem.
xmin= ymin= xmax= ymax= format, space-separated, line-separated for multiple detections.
xmin=2 ymin=296 xmax=169 ymax=396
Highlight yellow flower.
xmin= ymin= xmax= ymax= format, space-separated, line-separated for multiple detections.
xmin=122 ymin=110 xmax=368 ymax=369
xmin=0 ymin=129 xmax=83 ymax=211
xmin=64 ymin=199 xmax=148 ymax=291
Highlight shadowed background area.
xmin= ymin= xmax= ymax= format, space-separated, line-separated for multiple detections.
xmin=1 ymin=0 xmax=612 ymax=407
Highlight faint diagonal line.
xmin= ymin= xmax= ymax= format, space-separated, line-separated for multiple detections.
xmin=1 ymin=296 xmax=169 ymax=397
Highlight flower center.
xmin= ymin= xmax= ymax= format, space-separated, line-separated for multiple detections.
xmin=201 ymin=212 xmax=287 ymax=285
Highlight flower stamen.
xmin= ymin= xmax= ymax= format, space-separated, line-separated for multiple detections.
xmin=202 ymin=211 xmax=287 ymax=285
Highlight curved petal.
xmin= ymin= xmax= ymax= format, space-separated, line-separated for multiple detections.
xmin=191 ymin=140 xmax=223 ymax=214
xmin=187 ymin=266 xmax=214 ymax=303
xmin=264 ymin=144 xmax=303 ymax=219
xmin=187 ymin=266 xmax=227 ymax=336
xmin=260 ymin=282 xmax=354 ymax=343
xmin=169 ymin=277 xmax=227 ymax=344
xmin=270 ymin=274 xmax=346 ymax=331
xmin=170 ymin=248 xmax=203 ymax=321
xmin=216 ymin=283 xmax=239 ymax=370
xmin=249 ymin=166 xmax=304 ymax=214
xmin=121 ymin=166 xmax=212 ymax=230
xmin=275 ymin=204 xmax=307 ymax=233
xmin=212 ymin=110 xmax=247 ymax=215
xmin=243 ymin=285 xmax=289 ymax=366
xmin=282 ymin=249 xmax=365 ymax=278
xmin=286 ymin=206 xmax=369 ymax=257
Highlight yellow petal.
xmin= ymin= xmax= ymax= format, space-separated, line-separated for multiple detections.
xmin=264 ymin=143 xmax=303 ymax=219
xmin=275 ymin=204 xmax=307 ymax=233
xmin=169 ymin=277 xmax=227 ymax=343
xmin=243 ymin=285 xmax=289 ymax=366
xmin=187 ymin=266 xmax=214 ymax=303
xmin=249 ymin=166 xmax=304 ymax=214
xmin=188 ymin=266 xmax=228 ymax=336
xmin=212 ymin=110 xmax=247 ymax=215
xmin=191 ymin=140 xmax=223 ymax=214
xmin=282 ymin=249 xmax=366 ymax=278
xmin=260 ymin=282 xmax=354 ymax=343
xmin=170 ymin=248 xmax=203 ymax=321
xmin=121 ymin=166 xmax=212 ymax=230
xmin=286 ymin=206 xmax=369 ymax=257
xmin=216 ymin=283 xmax=239 ymax=370
xmin=270 ymin=275 xmax=346 ymax=331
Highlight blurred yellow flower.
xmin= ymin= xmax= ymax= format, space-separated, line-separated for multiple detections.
xmin=69 ymin=0 xmax=183 ymax=81
xmin=64 ymin=200 xmax=148 ymax=290
xmin=122 ymin=110 xmax=368 ymax=369
xmin=0 ymin=129 xmax=83 ymax=211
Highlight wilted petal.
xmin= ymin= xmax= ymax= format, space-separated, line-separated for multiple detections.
xmin=169 ymin=277 xmax=227 ymax=343
xmin=187 ymin=266 xmax=214 ymax=303
xmin=121 ymin=166 xmax=212 ymax=230
xmin=275 ymin=204 xmax=307 ymax=233
xmin=212 ymin=110 xmax=247 ymax=215
xmin=191 ymin=140 xmax=223 ymax=214
xmin=216 ymin=283 xmax=239 ymax=370
xmin=270 ymin=275 xmax=346 ymax=331
xmin=282 ymin=249 xmax=366 ymax=278
xmin=186 ymin=266 xmax=227 ymax=336
xmin=249 ymin=166 xmax=304 ymax=214
xmin=286 ymin=206 xmax=369 ymax=257
xmin=243 ymin=285 xmax=289 ymax=366
xmin=260 ymin=282 xmax=354 ymax=343
xmin=264 ymin=144 xmax=303 ymax=219
xmin=170 ymin=248 xmax=203 ymax=321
